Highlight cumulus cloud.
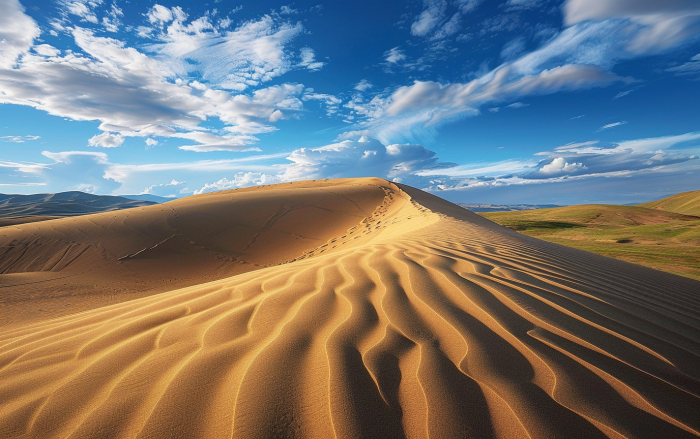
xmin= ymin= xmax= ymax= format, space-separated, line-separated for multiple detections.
xmin=145 ymin=138 xmax=158 ymax=148
xmin=539 ymin=157 xmax=587 ymax=174
xmin=147 ymin=4 xmax=175 ymax=24
xmin=88 ymin=132 xmax=124 ymax=147
xmin=0 ymin=4 xmax=322 ymax=152
xmin=298 ymin=47 xmax=324 ymax=71
xmin=194 ymin=173 xmax=280 ymax=194
xmin=282 ymin=137 xmax=448 ymax=185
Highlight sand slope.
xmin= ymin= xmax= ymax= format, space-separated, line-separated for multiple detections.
xmin=0 ymin=180 xmax=387 ymax=325
xmin=1 ymin=178 xmax=699 ymax=438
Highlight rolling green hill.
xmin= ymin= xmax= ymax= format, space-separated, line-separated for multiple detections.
xmin=480 ymin=203 xmax=700 ymax=281
xmin=638 ymin=189 xmax=700 ymax=216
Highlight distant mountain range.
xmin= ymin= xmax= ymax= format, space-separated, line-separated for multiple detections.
xmin=120 ymin=194 xmax=174 ymax=203
xmin=0 ymin=191 xmax=156 ymax=222
xmin=458 ymin=203 xmax=562 ymax=212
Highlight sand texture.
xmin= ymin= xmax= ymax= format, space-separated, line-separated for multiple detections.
xmin=1 ymin=178 xmax=699 ymax=439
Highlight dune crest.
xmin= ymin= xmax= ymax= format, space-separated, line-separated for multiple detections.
xmin=1 ymin=178 xmax=699 ymax=439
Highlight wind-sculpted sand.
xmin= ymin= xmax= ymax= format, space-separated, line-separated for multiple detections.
xmin=1 ymin=178 xmax=699 ymax=438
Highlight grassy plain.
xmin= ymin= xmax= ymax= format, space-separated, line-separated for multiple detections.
xmin=480 ymin=204 xmax=700 ymax=280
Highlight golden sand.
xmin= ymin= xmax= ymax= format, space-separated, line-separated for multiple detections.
xmin=1 ymin=178 xmax=699 ymax=438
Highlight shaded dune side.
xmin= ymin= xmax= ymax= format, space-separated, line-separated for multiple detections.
xmin=1 ymin=181 xmax=700 ymax=438
xmin=0 ymin=180 xmax=390 ymax=326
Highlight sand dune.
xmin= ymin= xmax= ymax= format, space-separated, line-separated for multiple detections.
xmin=1 ymin=178 xmax=699 ymax=438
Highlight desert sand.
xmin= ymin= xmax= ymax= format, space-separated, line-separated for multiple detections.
xmin=0 ymin=178 xmax=699 ymax=438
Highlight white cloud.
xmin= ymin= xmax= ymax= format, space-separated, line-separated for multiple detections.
xmin=667 ymin=53 xmax=700 ymax=76
xmin=302 ymin=92 xmax=342 ymax=116
xmin=145 ymin=138 xmax=158 ymax=148
xmin=501 ymin=37 xmax=526 ymax=61
xmin=419 ymin=159 xmax=536 ymax=177
xmin=282 ymin=137 xmax=444 ymax=184
xmin=456 ymin=0 xmax=484 ymax=13
xmin=613 ymin=88 xmax=639 ymax=99
xmin=0 ymin=8 xmax=311 ymax=152
xmin=384 ymin=47 xmax=406 ymax=64
xmin=599 ymin=121 xmax=627 ymax=130
xmin=539 ymin=157 xmax=587 ymax=174
xmin=419 ymin=131 xmax=700 ymax=193
xmin=0 ymin=0 xmax=41 ymax=68
xmin=348 ymin=64 xmax=627 ymax=143
xmin=58 ymin=0 xmax=102 ymax=24
xmin=88 ymin=132 xmax=124 ymax=147
xmin=147 ymin=5 xmax=177 ymax=25
xmin=142 ymin=179 xmax=186 ymax=197
xmin=280 ymin=6 xmax=298 ymax=15
xmin=338 ymin=1 xmax=700 ymax=144
xmin=33 ymin=44 xmax=61 ymax=57
xmin=194 ymin=173 xmax=280 ymax=194
xmin=431 ymin=12 xmax=462 ymax=41
xmin=506 ymin=0 xmax=549 ymax=11
xmin=411 ymin=0 xmax=447 ymax=37
xmin=104 ymin=152 xmax=289 ymax=183
xmin=149 ymin=14 xmax=305 ymax=90
xmin=102 ymin=4 xmax=124 ymax=32
xmin=1 ymin=135 xmax=40 ymax=143
xmin=564 ymin=0 xmax=700 ymax=53
xmin=299 ymin=47 xmax=324 ymax=71
xmin=615 ymin=132 xmax=700 ymax=153
xmin=354 ymin=79 xmax=373 ymax=92
xmin=41 ymin=150 xmax=121 ymax=193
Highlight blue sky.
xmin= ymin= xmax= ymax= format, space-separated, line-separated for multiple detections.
xmin=1 ymin=0 xmax=699 ymax=204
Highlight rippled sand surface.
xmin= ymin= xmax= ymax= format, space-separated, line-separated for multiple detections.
xmin=1 ymin=178 xmax=699 ymax=438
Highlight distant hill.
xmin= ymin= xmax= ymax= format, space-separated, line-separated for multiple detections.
xmin=0 ymin=191 xmax=155 ymax=220
xmin=638 ymin=189 xmax=700 ymax=216
xmin=458 ymin=203 xmax=561 ymax=212
xmin=480 ymin=203 xmax=700 ymax=280
xmin=120 ymin=194 xmax=174 ymax=203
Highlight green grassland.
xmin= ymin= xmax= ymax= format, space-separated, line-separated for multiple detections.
xmin=480 ymin=204 xmax=700 ymax=281
xmin=639 ymin=189 xmax=700 ymax=216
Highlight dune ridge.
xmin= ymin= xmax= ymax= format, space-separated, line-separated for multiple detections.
xmin=1 ymin=178 xmax=699 ymax=438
